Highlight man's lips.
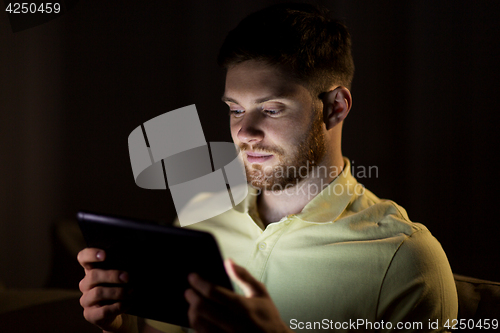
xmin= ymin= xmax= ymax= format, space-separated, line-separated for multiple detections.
xmin=246 ymin=152 xmax=274 ymax=163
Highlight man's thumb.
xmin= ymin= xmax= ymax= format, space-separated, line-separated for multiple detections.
xmin=224 ymin=258 xmax=267 ymax=298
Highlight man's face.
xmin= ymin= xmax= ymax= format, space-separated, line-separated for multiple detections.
xmin=222 ymin=60 xmax=327 ymax=191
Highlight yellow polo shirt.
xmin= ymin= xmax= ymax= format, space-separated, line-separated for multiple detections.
xmin=146 ymin=158 xmax=458 ymax=332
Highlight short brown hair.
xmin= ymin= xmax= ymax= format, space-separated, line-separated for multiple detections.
xmin=217 ymin=3 xmax=355 ymax=95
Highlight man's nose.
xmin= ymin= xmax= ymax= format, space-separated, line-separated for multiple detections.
xmin=237 ymin=112 xmax=264 ymax=144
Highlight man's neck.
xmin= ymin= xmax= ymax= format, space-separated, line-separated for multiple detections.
xmin=257 ymin=156 xmax=345 ymax=227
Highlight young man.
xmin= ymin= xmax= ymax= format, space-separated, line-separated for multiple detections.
xmin=78 ymin=4 xmax=458 ymax=332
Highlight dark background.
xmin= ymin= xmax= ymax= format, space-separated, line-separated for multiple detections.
xmin=1 ymin=0 xmax=498 ymax=288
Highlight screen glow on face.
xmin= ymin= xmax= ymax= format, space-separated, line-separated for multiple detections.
xmin=223 ymin=60 xmax=326 ymax=191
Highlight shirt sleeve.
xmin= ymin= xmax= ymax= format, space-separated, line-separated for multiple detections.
xmin=377 ymin=228 xmax=458 ymax=332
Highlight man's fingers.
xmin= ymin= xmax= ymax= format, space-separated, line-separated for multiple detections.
xmin=224 ymin=258 xmax=268 ymax=297
xmin=77 ymin=248 xmax=105 ymax=270
xmin=77 ymin=248 xmax=131 ymax=331
xmin=185 ymin=288 xmax=239 ymax=333
xmin=187 ymin=273 xmax=239 ymax=305
xmin=79 ymin=269 xmax=129 ymax=292
xmin=80 ymin=286 xmax=128 ymax=307
xmin=83 ymin=303 xmax=124 ymax=329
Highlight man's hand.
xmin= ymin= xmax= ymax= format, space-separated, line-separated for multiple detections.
xmin=185 ymin=259 xmax=293 ymax=333
xmin=77 ymin=248 xmax=132 ymax=332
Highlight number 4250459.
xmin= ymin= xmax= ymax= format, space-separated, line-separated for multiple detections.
xmin=444 ymin=318 xmax=498 ymax=330
xmin=6 ymin=3 xmax=61 ymax=14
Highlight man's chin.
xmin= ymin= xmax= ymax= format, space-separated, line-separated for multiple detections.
xmin=244 ymin=162 xmax=302 ymax=191
xmin=247 ymin=177 xmax=300 ymax=192
xmin=247 ymin=178 xmax=272 ymax=191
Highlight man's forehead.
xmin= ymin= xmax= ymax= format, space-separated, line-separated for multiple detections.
xmin=222 ymin=60 xmax=308 ymax=104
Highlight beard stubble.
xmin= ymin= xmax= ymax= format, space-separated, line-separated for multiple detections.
xmin=239 ymin=105 xmax=326 ymax=191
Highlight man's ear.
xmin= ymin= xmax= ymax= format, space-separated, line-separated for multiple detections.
xmin=321 ymin=87 xmax=352 ymax=130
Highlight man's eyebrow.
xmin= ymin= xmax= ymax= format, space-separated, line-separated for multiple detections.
xmin=221 ymin=94 xmax=292 ymax=104
xmin=255 ymin=95 xmax=291 ymax=103
xmin=221 ymin=96 xmax=238 ymax=103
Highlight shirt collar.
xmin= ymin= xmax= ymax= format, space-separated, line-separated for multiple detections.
xmin=234 ymin=157 xmax=357 ymax=223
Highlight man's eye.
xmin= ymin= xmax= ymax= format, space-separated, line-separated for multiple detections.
xmin=229 ymin=110 xmax=245 ymax=117
xmin=264 ymin=109 xmax=282 ymax=115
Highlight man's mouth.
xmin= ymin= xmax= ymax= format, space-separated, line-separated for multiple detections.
xmin=246 ymin=152 xmax=274 ymax=163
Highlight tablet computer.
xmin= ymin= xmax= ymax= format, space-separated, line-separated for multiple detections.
xmin=77 ymin=211 xmax=233 ymax=328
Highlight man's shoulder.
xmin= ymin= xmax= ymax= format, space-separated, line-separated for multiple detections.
xmin=343 ymin=186 xmax=450 ymax=275
xmin=339 ymin=185 xmax=424 ymax=237
xmin=346 ymin=185 xmax=406 ymax=216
